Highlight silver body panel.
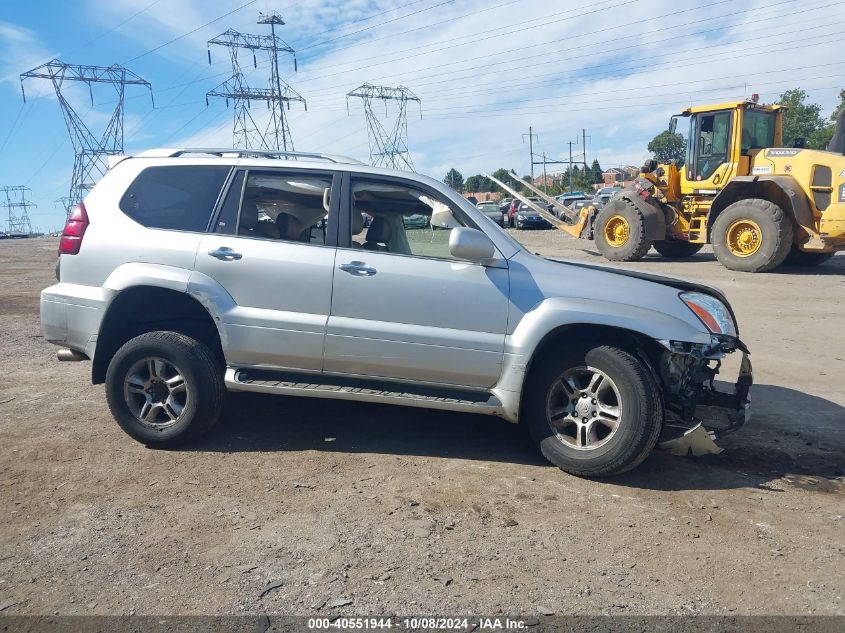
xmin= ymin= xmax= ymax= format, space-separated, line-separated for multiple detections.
xmin=41 ymin=149 xmax=724 ymax=423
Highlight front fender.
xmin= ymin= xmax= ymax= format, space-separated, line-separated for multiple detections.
xmin=492 ymin=297 xmax=711 ymax=416
xmin=508 ymin=297 xmax=711 ymax=357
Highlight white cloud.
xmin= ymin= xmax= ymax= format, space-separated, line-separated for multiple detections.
xmin=0 ymin=21 xmax=56 ymax=93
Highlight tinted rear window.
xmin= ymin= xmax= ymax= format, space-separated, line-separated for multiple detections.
xmin=119 ymin=165 xmax=231 ymax=232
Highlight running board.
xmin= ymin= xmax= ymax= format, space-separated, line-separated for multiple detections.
xmin=225 ymin=368 xmax=504 ymax=415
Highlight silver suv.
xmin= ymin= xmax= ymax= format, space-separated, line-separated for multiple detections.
xmin=41 ymin=148 xmax=752 ymax=476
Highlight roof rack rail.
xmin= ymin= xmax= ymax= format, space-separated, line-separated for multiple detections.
xmin=134 ymin=148 xmax=366 ymax=165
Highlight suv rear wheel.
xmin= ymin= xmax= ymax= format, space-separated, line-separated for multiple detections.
xmin=523 ymin=344 xmax=662 ymax=477
xmin=105 ymin=331 xmax=224 ymax=447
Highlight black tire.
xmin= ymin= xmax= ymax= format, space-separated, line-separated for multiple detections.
xmin=522 ymin=344 xmax=663 ymax=477
xmin=105 ymin=331 xmax=225 ymax=448
xmin=782 ymin=246 xmax=835 ymax=267
xmin=711 ymin=198 xmax=793 ymax=272
xmin=594 ymin=198 xmax=652 ymax=261
xmin=653 ymin=239 xmax=703 ymax=258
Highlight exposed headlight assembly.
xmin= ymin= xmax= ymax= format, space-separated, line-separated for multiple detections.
xmin=680 ymin=292 xmax=737 ymax=337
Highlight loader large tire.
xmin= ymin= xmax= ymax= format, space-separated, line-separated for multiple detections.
xmin=653 ymin=239 xmax=703 ymax=258
xmin=782 ymin=246 xmax=835 ymax=267
xmin=711 ymin=198 xmax=793 ymax=272
xmin=594 ymin=199 xmax=652 ymax=261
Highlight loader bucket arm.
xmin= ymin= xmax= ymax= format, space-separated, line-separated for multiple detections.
xmin=482 ymin=173 xmax=584 ymax=238
xmin=506 ymin=170 xmax=580 ymax=222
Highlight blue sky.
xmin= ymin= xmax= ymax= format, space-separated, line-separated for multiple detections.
xmin=1 ymin=0 xmax=844 ymax=231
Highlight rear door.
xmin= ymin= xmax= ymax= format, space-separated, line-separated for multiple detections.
xmin=193 ymin=167 xmax=341 ymax=371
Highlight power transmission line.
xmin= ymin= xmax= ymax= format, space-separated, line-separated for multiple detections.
xmin=124 ymin=0 xmax=258 ymax=63
xmin=301 ymin=0 xmax=817 ymax=103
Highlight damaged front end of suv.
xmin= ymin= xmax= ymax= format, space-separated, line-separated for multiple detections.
xmin=659 ymin=334 xmax=752 ymax=443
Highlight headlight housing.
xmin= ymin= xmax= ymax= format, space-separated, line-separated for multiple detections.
xmin=680 ymin=292 xmax=737 ymax=336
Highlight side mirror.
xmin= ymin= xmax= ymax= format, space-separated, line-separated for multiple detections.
xmin=449 ymin=227 xmax=495 ymax=263
xmin=669 ymin=116 xmax=678 ymax=135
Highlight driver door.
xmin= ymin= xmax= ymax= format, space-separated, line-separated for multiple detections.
xmin=323 ymin=176 xmax=509 ymax=389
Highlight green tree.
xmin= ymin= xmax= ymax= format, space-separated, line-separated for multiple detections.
xmin=590 ymin=158 xmax=603 ymax=184
xmin=779 ymin=88 xmax=829 ymax=148
xmin=647 ymin=130 xmax=685 ymax=164
xmin=488 ymin=168 xmax=515 ymax=193
xmin=444 ymin=168 xmax=464 ymax=192
xmin=464 ymin=175 xmax=482 ymax=193
xmin=811 ymin=88 xmax=845 ymax=150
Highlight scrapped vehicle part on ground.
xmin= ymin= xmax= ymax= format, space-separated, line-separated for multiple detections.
xmin=42 ymin=147 xmax=752 ymax=476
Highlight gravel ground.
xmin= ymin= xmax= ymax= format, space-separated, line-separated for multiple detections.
xmin=0 ymin=235 xmax=843 ymax=617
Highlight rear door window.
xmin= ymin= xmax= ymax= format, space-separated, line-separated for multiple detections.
xmin=228 ymin=170 xmax=338 ymax=246
xmin=120 ymin=165 xmax=231 ymax=232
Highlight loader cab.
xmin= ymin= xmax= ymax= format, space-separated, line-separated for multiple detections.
xmin=676 ymin=101 xmax=783 ymax=194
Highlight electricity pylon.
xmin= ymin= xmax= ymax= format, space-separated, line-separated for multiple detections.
xmin=20 ymin=60 xmax=152 ymax=209
xmin=207 ymin=11 xmax=305 ymax=151
xmin=346 ymin=84 xmax=421 ymax=171
xmin=1 ymin=186 xmax=35 ymax=235
xmin=55 ymin=196 xmax=75 ymax=220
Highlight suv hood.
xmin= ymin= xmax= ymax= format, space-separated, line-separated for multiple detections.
xmin=553 ymin=259 xmax=737 ymax=324
xmin=505 ymin=252 xmax=737 ymax=341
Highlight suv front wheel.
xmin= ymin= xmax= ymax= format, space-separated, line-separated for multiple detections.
xmin=523 ymin=344 xmax=663 ymax=477
xmin=105 ymin=331 xmax=224 ymax=448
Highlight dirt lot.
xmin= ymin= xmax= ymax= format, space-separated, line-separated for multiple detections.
xmin=0 ymin=235 xmax=843 ymax=617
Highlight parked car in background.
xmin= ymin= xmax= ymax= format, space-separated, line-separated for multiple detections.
xmin=506 ymin=199 xmax=521 ymax=227
xmin=403 ymin=213 xmax=429 ymax=229
xmin=555 ymin=193 xmax=587 ymax=219
xmin=477 ymin=201 xmax=504 ymax=227
xmin=592 ymin=186 xmax=623 ymax=209
xmin=515 ymin=201 xmax=552 ymax=230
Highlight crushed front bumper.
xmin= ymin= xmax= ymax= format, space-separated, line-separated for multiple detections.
xmin=660 ymin=336 xmax=752 ymax=438
xmin=696 ymin=347 xmax=752 ymax=437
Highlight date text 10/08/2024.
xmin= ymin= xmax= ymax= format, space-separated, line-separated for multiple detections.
xmin=307 ymin=617 xmax=531 ymax=630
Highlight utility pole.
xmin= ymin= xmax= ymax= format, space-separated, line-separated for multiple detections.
xmin=20 ymin=60 xmax=152 ymax=209
xmin=207 ymin=11 xmax=305 ymax=151
xmin=542 ymin=153 xmax=548 ymax=194
xmin=522 ymin=127 xmax=538 ymax=179
xmin=347 ymin=84 xmax=421 ymax=170
xmin=582 ymin=128 xmax=592 ymax=168
xmin=566 ymin=139 xmax=579 ymax=193
xmin=1 ymin=186 xmax=35 ymax=235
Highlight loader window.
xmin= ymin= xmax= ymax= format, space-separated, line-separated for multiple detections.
xmin=693 ymin=111 xmax=731 ymax=181
xmin=742 ymin=109 xmax=776 ymax=152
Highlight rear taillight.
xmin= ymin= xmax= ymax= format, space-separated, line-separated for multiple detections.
xmin=58 ymin=202 xmax=89 ymax=255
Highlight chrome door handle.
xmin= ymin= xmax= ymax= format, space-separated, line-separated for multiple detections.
xmin=208 ymin=247 xmax=242 ymax=261
xmin=339 ymin=261 xmax=377 ymax=276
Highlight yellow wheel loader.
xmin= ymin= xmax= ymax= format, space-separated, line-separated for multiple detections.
xmin=589 ymin=97 xmax=845 ymax=272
